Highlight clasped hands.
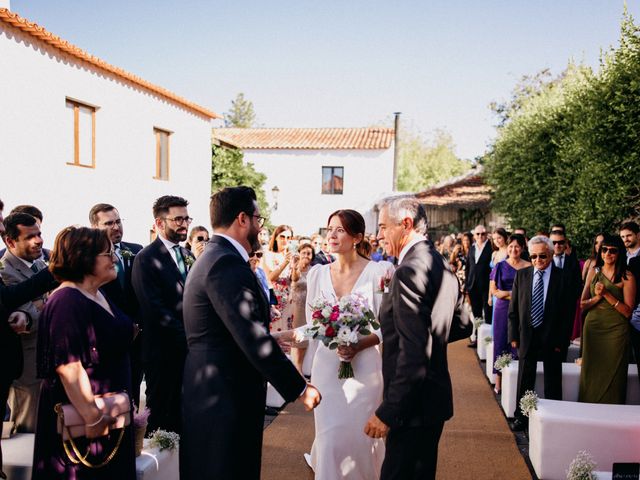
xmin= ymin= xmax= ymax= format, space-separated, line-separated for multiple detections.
xmin=7 ymin=311 xmax=29 ymax=334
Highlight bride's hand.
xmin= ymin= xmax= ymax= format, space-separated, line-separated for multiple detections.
xmin=337 ymin=344 xmax=358 ymax=362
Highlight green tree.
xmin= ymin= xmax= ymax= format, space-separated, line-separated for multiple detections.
xmin=223 ymin=93 xmax=256 ymax=128
xmin=397 ymin=129 xmax=470 ymax=192
xmin=211 ymin=144 xmax=270 ymax=220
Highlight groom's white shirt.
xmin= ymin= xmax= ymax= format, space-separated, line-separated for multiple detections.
xmin=212 ymin=232 xmax=249 ymax=261
xmin=398 ymin=234 xmax=427 ymax=265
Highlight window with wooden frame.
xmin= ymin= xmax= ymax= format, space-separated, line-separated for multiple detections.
xmin=154 ymin=128 xmax=172 ymax=180
xmin=65 ymin=98 xmax=97 ymax=168
xmin=321 ymin=166 xmax=344 ymax=194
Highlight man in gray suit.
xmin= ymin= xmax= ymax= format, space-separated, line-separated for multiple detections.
xmin=0 ymin=212 xmax=49 ymax=432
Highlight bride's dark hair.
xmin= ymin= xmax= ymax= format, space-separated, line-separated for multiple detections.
xmin=327 ymin=209 xmax=371 ymax=260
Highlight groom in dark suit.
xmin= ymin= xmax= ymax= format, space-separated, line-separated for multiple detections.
xmin=180 ymin=186 xmax=321 ymax=480
xmin=365 ymin=197 xmax=472 ymax=480
xmin=90 ymin=203 xmax=144 ymax=406
xmin=508 ymin=235 xmax=570 ymax=431
xmin=132 ymin=195 xmax=195 ymax=434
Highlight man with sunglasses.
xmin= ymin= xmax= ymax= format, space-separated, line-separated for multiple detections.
xmin=549 ymin=229 xmax=582 ymax=359
xmin=466 ymin=225 xmax=493 ymax=334
xmin=132 ymin=195 xmax=195 ymax=434
xmin=508 ymin=236 xmax=571 ymax=431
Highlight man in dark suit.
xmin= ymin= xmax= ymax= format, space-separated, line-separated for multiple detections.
xmin=132 ymin=195 xmax=195 ymax=434
xmin=549 ymin=229 xmax=582 ymax=358
xmin=0 ymin=212 xmax=49 ymax=432
xmin=0 ymin=199 xmax=55 ymax=478
xmin=180 ymin=187 xmax=320 ymax=480
xmin=364 ymin=197 xmax=472 ymax=480
xmin=620 ymin=222 xmax=640 ymax=390
xmin=508 ymin=235 xmax=570 ymax=431
xmin=466 ymin=224 xmax=493 ymax=325
xmin=90 ymin=203 xmax=144 ymax=407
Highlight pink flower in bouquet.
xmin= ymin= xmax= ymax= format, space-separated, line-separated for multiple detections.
xmin=329 ymin=310 xmax=340 ymax=321
xmin=312 ymin=310 xmax=324 ymax=319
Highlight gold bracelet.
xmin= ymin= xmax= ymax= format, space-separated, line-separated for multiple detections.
xmin=614 ymin=300 xmax=620 ymax=308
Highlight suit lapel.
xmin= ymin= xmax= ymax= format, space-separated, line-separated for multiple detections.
xmin=4 ymin=252 xmax=33 ymax=281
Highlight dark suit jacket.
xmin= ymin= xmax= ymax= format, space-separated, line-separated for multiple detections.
xmin=508 ymin=265 xmax=570 ymax=356
xmin=628 ymin=256 xmax=640 ymax=305
xmin=376 ymin=240 xmax=472 ymax=429
xmin=101 ymin=241 xmax=143 ymax=317
xmin=465 ymin=241 xmax=492 ymax=292
xmin=180 ymin=236 xmax=306 ymax=479
xmin=132 ymin=238 xmax=193 ymax=364
xmin=0 ymin=269 xmax=56 ymax=383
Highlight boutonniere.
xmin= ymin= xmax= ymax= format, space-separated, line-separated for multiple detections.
xmin=377 ymin=271 xmax=393 ymax=293
xmin=184 ymin=255 xmax=195 ymax=269
xmin=120 ymin=248 xmax=135 ymax=260
xmin=0 ymin=259 xmax=4 ymax=270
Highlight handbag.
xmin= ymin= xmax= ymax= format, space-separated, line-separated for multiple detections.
xmin=54 ymin=391 xmax=131 ymax=468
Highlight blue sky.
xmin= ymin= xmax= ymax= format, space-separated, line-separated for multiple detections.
xmin=10 ymin=0 xmax=639 ymax=159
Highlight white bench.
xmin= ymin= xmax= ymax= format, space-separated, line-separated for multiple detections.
xmin=501 ymin=361 xmax=640 ymax=418
xmin=485 ymin=341 xmax=495 ymax=384
xmin=476 ymin=323 xmax=492 ymax=361
xmin=2 ymin=434 xmax=178 ymax=480
xmin=529 ymin=399 xmax=640 ymax=480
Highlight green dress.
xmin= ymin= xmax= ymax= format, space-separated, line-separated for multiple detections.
xmin=578 ymin=271 xmax=629 ymax=404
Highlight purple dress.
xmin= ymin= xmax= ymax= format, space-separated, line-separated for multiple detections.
xmin=32 ymin=287 xmax=135 ymax=479
xmin=491 ymin=261 xmax=518 ymax=374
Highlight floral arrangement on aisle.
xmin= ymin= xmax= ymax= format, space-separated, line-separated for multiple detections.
xmin=566 ymin=450 xmax=597 ymax=480
xmin=484 ymin=336 xmax=493 ymax=345
xmin=519 ymin=390 xmax=539 ymax=417
xmin=493 ymin=353 xmax=513 ymax=372
xmin=305 ymin=293 xmax=378 ymax=379
xmin=473 ymin=317 xmax=485 ymax=329
xmin=148 ymin=429 xmax=180 ymax=452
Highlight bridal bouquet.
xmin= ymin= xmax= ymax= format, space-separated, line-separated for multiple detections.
xmin=305 ymin=293 xmax=378 ymax=379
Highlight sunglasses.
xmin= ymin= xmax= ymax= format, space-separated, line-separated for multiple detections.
xmin=601 ymin=246 xmax=618 ymax=255
xmin=475 ymin=232 xmax=487 ymax=236
xmin=529 ymin=254 xmax=549 ymax=260
xmin=552 ymin=240 xmax=566 ymax=245
xmin=249 ymin=252 xmax=263 ymax=258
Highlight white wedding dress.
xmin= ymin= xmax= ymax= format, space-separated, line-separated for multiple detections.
xmin=304 ymin=261 xmax=393 ymax=480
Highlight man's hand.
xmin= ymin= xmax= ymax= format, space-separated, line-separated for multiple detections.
xmin=8 ymin=311 xmax=29 ymax=334
xmin=364 ymin=414 xmax=389 ymax=438
xmin=511 ymin=340 xmax=519 ymax=349
xmin=299 ymin=384 xmax=321 ymax=411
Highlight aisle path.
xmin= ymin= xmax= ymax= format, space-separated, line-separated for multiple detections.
xmin=261 ymin=340 xmax=531 ymax=480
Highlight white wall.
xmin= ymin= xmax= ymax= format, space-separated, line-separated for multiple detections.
xmin=0 ymin=22 xmax=212 ymax=247
xmin=243 ymin=148 xmax=394 ymax=236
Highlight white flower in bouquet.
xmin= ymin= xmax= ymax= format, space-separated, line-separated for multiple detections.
xmin=348 ymin=330 xmax=359 ymax=344
xmin=493 ymin=353 xmax=513 ymax=372
xmin=337 ymin=327 xmax=352 ymax=343
xmin=519 ymin=390 xmax=539 ymax=417
xmin=566 ymin=450 xmax=597 ymax=480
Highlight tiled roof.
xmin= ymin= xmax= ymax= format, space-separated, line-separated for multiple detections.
xmin=212 ymin=127 xmax=395 ymax=150
xmin=0 ymin=8 xmax=219 ymax=119
xmin=415 ymin=171 xmax=492 ymax=208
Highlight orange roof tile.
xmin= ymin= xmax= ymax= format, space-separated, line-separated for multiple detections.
xmin=212 ymin=127 xmax=395 ymax=150
xmin=415 ymin=173 xmax=492 ymax=208
xmin=0 ymin=8 xmax=219 ymax=120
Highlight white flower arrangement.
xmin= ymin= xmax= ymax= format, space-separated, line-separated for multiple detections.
xmin=484 ymin=336 xmax=493 ymax=345
xmin=493 ymin=353 xmax=513 ymax=372
xmin=566 ymin=450 xmax=597 ymax=480
xmin=148 ymin=429 xmax=180 ymax=452
xmin=519 ymin=390 xmax=539 ymax=417
xmin=473 ymin=317 xmax=484 ymax=329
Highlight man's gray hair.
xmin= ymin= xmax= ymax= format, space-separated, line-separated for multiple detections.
xmin=528 ymin=235 xmax=553 ymax=252
xmin=379 ymin=197 xmax=428 ymax=235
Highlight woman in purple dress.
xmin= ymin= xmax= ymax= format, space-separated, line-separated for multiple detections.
xmin=490 ymin=234 xmax=531 ymax=394
xmin=33 ymin=227 xmax=135 ymax=479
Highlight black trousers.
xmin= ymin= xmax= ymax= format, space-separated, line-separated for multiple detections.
xmin=144 ymin=353 xmax=185 ymax=435
xmin=130 ymin=333 xmax=143 ymax=409
xmin=380 ymin=422 xmax=445 ymax=480
xmin=469 ymin=284 xmax=492 ymax=324
xmin=515 ymin=328 xmax=562 ymax=421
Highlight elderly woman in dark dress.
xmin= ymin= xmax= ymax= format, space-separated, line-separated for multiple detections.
xmin=33 ymin=227 xmax=135 ymax=479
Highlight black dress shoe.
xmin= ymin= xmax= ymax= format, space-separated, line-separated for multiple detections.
xmin=467 ymin=341 xmax=477 ymax=348
xmin=509 ymin=418 xmax=527 ymax=431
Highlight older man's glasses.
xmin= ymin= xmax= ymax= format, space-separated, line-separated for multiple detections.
xmin=529 ymin=254 xmax=549 ymax=260
xmin=475 ymin=232 xmax=487 ymax=237
xmin=164 ymin=216 xmax=193 ymax=225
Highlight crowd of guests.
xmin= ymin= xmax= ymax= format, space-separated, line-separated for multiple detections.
xmin=434 ymin=222 xmax=639 ymax=430
xmin=0 ymin=190 xmax=638 ymax=477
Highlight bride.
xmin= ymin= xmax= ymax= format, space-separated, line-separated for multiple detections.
xmin=285 ymin=209 xmax=393 ymax=479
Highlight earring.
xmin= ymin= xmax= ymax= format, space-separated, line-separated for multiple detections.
xmin=353 ymin=243 xmax=357 ymax=249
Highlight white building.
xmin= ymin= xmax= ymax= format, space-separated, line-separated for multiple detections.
xmin=0 ymin=7 xmax=218 ymax=245
xmin=212 ymin=127 xmax=395 ymax=236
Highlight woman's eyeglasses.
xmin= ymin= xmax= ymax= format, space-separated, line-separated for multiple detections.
xmin=98 ymin=249 xmax=117 ymax=258
xmin=529 ymin=254 xmax=549 ymax=260
xmin=601 ymin=246 xmax=619 ymax=255
xmin=250 ymin=252 xmax=264 ymax=259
